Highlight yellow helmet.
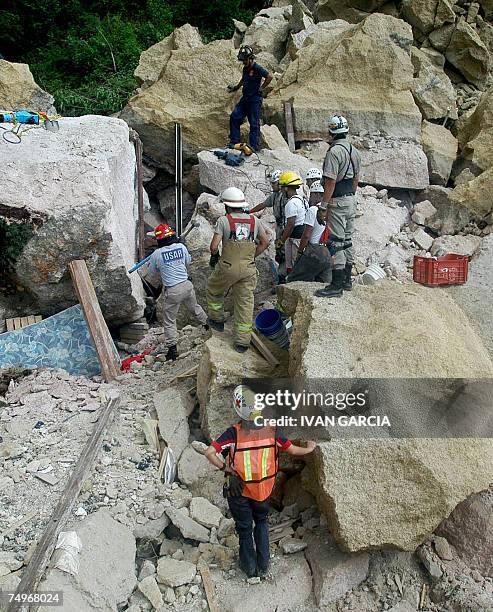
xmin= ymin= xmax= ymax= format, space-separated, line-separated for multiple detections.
xmin=279 ymin=171 xmax=303 ymax=188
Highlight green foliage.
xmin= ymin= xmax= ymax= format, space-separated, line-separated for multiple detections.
xmin=1 ymin=0 xmax=263 ymax=116
xmin=0 ymin=220 xmax=33 ymax=282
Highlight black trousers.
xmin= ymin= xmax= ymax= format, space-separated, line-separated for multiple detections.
xmin=228 ymin=495 xmax=270 ymax=574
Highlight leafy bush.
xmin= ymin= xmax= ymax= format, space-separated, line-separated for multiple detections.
xmin=0 ymin=0 xmax=262 ymax=116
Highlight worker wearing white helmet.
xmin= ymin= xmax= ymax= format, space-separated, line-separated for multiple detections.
xmin=302 ymin=167 xmax=323 ymax=200
xmin=204 ymin=385 xmax=316 ymax=578
xmin=315 ymin=114 xmax=362 ymax=298
xmin=308 ymin=180 xmax=324 ymax=207
xmin=249 ymin=169 xmax=288 ymax=280
xmin=207 ymin=187 xmax=270 ymax=352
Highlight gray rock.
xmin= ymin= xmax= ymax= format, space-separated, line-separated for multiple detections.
xmin=412 ymin=200 xmax=437 ymax=226
xmin=433 ymin=536 xmax=454 ymax=561
xmin=138 ymin=560 xmax=156 ymax=581
xmin=154 ymin=389 xmax=191 ymax=461
xmin=415 ymin=185 xmax=472 ymax=235
xmin=189 ymin=497 xmax=223 ymax=529
xmin=279 ymin=537 xmax=307 ymax=554
xmin=417 ymin=546 xmax=443 ymax=579
xmin=166 ymin=486 xmax=192 ymax=509
xmin=412 ymin=228 xmax=434 ymax=250
xmin=41 ymin=509 xmax=136 ymax=610
xmin=421 ymin=121 xmax=458 ymax=186
xmin=138 ymin=575 xmax=164 ymax=609
xmin=0 ymin=60 xmax=55 ymax=113
xmin=304 ymin=530 xmax=369 ymax=606
xmin=4 ymin=116 xmax=146 ymax=325
xmin=218 ymin=517 xmax=236 ymax=539
xmin=133 ymin=513 xmax=170 ymax=540
xmin=430 ymin=234 xmax=482 ymax=257
xmin=157 ymin=557 xmax=197 ymax=587
xmin=165 ymin=507 xmax=210 ymax=542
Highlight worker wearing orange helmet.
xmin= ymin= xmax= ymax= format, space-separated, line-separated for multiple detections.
xmin=147 ymin=224 xmax=207 ymax=361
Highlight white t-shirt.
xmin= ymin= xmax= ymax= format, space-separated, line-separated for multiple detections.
xmin=284 ymin=196 xmax=306 ymax=227
xmin=304 ymin=206 xmax=325 ymax=244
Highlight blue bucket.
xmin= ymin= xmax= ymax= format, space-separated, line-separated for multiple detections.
xmin=255 ymin=309 xmax=290 ymax=349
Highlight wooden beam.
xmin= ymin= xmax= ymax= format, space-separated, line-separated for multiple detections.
xmin=251 ymin=331 xmax=280 ymax=367
xmin=6 ymin=318 xmax=14 ymax=332
xmin=7 ymin=395 xmax=120 ymax=612
xmin=20 ymin=317 xmax=29 ymax=328
xmin=27 ymin=316 xmax=36 ymax=326
xmin=199 ymin=565 xmax=220 ymax=612
xmin=13 ymin=317 xmax=22 ymax=330
xmin=135 ymin=136 xmax=145 ymax=262
xmin=34 ymin=315 xmax=42 ymax=323
xmin=69 ymin=260 xmax=121 ymax=381
xmin=283 ymin=101 xmax=296 ymax=152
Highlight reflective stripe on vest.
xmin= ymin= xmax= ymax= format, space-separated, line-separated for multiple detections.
xmin=229 ymin=424 xmax=278 ymax=501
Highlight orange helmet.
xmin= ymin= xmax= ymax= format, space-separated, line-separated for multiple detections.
xmin=154 ymin=224 xmax=175 ymax=239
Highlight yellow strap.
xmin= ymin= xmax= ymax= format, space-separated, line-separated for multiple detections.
xmin=243 ymin=450 xmax=252 ymax=481
xmin=207 ymin=302 xmax=223 ymax=311
xmin=236 ymin=322 xmax=252 ymax=332
xmin=261 ymin=447 xmax=269 ymax=479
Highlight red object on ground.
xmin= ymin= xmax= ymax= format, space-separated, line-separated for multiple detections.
xmin=413 ymin=254 xmax=469 ymax=287
xmin=121 ymin=346 xmax=154 ymax=372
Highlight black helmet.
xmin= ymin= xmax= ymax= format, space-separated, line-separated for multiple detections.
xmin=237 ymin=45 xmax=254 ymax=61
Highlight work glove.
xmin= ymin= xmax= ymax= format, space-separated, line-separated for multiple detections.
xmin=275 ymin=239 xmax=284 ymax=251
xmin=227 ymin=474 xmax=245 ymax=497
xmin=227 ymin=84 xmax=239 ymax=93
xmin=209 ymin=252 xmax=220 ymax=268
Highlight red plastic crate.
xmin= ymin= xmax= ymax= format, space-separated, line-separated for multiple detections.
xmin=413 ymin=254 xmax=469 ymax=287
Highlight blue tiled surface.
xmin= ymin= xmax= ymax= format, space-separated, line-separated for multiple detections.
xmin=0 ymin=305 xmax=101 ymax=377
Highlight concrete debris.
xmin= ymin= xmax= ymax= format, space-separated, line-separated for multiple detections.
xmin=411 ymin=199 xmax=437 ymax=225
xmin=157 ymin=557 xmax=197 ymax=587
xmin=177 ymin=444 xmax=226 ymax=511
xmin=433 ymin=535 xmax=454 ymax=561
xmin=416 ymin=544 xmax=444 ymax=579
xmin=421 ymin=120 xmax=458 ymax=186
xmin=165 ymin=507 xmax=210 ymax=542
xmin=154 ymin=388 xmax=191 ymax=461
xmin=304 ymin=530 xmax=369 ymax=605
xmin=430 ymin=234 xmax=482 ymax=257
xmin=279 ymin=536 xmax=307 ymax=554
xmin=411 ymin=227 xmax=434 ymax=250
xmin=138 ymin=574 xmax=164 ymax=609
xmin=133 ymin=513 xmax=170 ymax=540
xmin=189 ymin=497 xmax=224 ymax=529
xmin=260 ymin=124 xmax=290 ymax=150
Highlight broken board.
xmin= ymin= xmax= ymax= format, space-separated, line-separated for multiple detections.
xmin=69 ymin=260 xmax=121 ymax=381
xmin=283 ymin=101 xmax=296 ymax=152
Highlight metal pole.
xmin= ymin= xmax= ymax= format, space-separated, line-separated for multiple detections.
xmin=175 ymin=123 xmax=183 ymax=236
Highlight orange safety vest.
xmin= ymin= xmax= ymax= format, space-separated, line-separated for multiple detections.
xmin=228 ymin=424 xmax=279 ymax=502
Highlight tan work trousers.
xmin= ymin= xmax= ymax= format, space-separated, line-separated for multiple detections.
xmin=285 ymin=237 xmax=301 ymax=273
xmin=327 ymin=194 xmax=356 ymax=269
xmin=206 ymin=241 xmax=258 ymax=347
xmin=162 ymin=280 xmax=207 ymax=347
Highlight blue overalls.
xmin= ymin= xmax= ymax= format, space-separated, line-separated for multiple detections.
xmin=229 ymin=63 xmax=268 ymax=152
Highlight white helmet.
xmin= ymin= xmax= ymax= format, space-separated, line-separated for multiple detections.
xmin=233 ymin=385 xmax=262 ymax=421
xmin=270 ymin=170 xmax=282 ymax=183
xmin=328 ymin=114 xmax=349 ymax=134
xmin=306 ymin=168 xmax=322 ymax=181
xmin=220 ymin=186 xmax=247 ymax=208
xmin=310 ymin=180 xmax=324 ymax=193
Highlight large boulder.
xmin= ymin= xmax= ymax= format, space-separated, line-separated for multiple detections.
xmin=264 ymin=14 xmax=422 ymax=143
xmin=313 ymin=0 xmax=380 ymax=23
xmin=415 ymin=185 xmax=472 ymax=234
xmin=277 ymin=282 xmax=493 ymax=551
xmin=197 ymin=334 xmax=286 ymax=439
xmin=443 ymin=18 xmax=491 ymax=89
xmin=421 ymin=121 xmax=458 ymax=185
xmin=2 ymin=116 xmax=145 ymax=325
xmin=448 ymin=234 xmax=493 ymax=358
xmin=455 ymin=87 xmax=493 ymax=175
xmin=134 ymin=24 xmax=203 ymax=89
xmin=401 ymin=0 xmax=456 ymax=35
xmin=410 ymin=47 xmax=457 ymax=121
xmin=0 ymin=60 xmax=55 ymax=113
xmin=242 ymin=7 xmax=291 ymax=63
xmin=121 ymin=37 xmax=241 ymax=170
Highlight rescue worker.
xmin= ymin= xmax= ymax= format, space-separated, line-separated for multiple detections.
xmin=207 ymin=187 xmax=270 ymax=353
xmin=315 ymin=114 xmax=361 ymax=298
xmin=147 ymin=224 xmax=208 ymax=361
xmin=249 ymin=170 xmax=288 ymax=283
xmin=204 ymin=386 xmax=316 ymax=578
xmin=276 ymin=171 xmax=307 ymax=275
xmin=308 ymin=180 xmax=324 ymax=207
xmin=303 ymin=167 xmax=323 ymax=199
xmin=227 ymin=45 xmax=273 ymax=153
xmin=287 ymin=200 xmax=332 ymax=284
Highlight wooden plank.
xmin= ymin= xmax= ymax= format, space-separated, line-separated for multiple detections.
xmin=135 ymin=136 xmax=145 ymax=261
xmin=283 ymin=101 xmax=296 ymax=152
xmin=13 ymin=317 xmax=22 ymax=330
xmin=20 ymin=317 xmax=29 ymax=328
xmin=27 ymin=315 xmax=36 ymax=325
xmin=69 ymin=260 xmax=121 ymax=381
xmin=6 ymin=318 xmax=15 ymax=332
xmin=34 ymin=315 xmax=42 ymax=323
xmin=199 ymin=565 xmax=220 ymax=612
xmin=6 ymin=395 xmax=120 ymax=612
xmin=251 ymin=331 xmax=280 ymax=367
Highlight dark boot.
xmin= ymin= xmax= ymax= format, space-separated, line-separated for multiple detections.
xmin=343 ymin=263 xmax=353 ymax=291
xmin=207 ymin=318 xmax=224 ymax=332
xmin=314 ymin=269 xmax=344 ymax=298
xmin=234 ymin=343 xmax=249 ymax=354
xmin=165 ymin=345 xmax=178 ymax=361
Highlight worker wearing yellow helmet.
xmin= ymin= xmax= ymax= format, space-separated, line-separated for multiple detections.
xmin=276 ymin=171 xmax=308 ymax=276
